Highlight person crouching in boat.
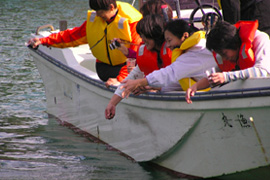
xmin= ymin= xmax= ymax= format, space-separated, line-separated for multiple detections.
xmin=105 ymin=14 xmax=172 ymax=120
xmin=119 ymin=19 xmax=217 ymax=99
xmin=27 ymin=0 xmax=142 ymax=84
xmin=105 ymin=0 xmax=173 ymax=87
xmin=186 ymin=20 xmax=270 ymax=104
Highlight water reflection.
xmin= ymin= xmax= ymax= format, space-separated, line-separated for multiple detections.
xmin=0 ymin=0 xmax=184 ymax=179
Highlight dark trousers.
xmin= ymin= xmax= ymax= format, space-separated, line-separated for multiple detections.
xmin=221 ymin=0 xmax=270 ymax=36
xmin=95 ymin=62 xmax=125 ymax=82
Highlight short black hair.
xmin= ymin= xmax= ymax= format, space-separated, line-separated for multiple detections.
xmin=136 ymin=14 xmax=165 ymax=48
xmin=89 ymin=0 xmax=117 ymax=11
xmin=206 ymin=21 xmax=241 ymax=52
xmin=164 ymin=19 xmax=195 ymax=39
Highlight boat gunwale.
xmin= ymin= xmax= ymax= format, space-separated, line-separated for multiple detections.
xmin=29 ymin=46 xmax=270 ymax=102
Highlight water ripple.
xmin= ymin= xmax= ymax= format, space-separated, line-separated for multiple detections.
xmin=0 ymin=0 xmax=182 ymax=179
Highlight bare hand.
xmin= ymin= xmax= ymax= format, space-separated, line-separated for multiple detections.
xmin=105 ymin=78 xmax=120 ymax=88
xmin=27 ymin=37 xmax=41 ymax=48
xmin=185 ymin=87 xmax=197 ymax=104
xmin=132 ymin=86 xmax=148 ymax=95
xmin=127 ymin=66 xmax=135 ymax=73
xmin=209 ymin=72 xmax=225 ymax=85
xmin=111 ymin=38 xmax=128 ymax=56
xmin=105 ymin=103 xmax=116 ymax=119
xmin=120 ymin=79 xmax=141 ymax=98
xmin=132 ymin=86 xmax=158 ymax=95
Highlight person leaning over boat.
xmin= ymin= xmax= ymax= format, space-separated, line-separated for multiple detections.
xmin=105 ymin=14 xmax=173 ymax=120
xmin=185 ymin=20 xmax=270 ymax=104
xmin=27 ymin=0 xmax=142 ymax=84
xmin=218 ymin=0 xmax=270 ymax=36
xmin=105 ymin=0 xmax=173 ymax=87
xmin=118 ymin=19 xmax=217 ymax=99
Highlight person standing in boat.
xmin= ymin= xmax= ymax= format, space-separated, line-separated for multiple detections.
xmin=219 ymin=0 xmax=270 ymax=36
xmin=105 ymin=14 xmax=173 ymax=120
xmin=117 ymin=19 xmax=217 ymax=100
xmin=185 ymin=20 xmax=270 ymax=104
xmin=105 ymin=0 xmax=173 ymax=87
xmin=28 ymin=0 xmax=142 ymax=84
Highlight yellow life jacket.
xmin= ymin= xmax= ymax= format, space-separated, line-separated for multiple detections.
xmin=171 ymin=31 xmax=210 ymax=91
xmin=217 ymin=0 xmax=221 ymax=9
xmin=86 ymin=1 xmax=142 ymax=66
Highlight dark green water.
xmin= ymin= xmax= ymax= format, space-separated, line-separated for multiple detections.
xmin=0 ymin=0 xmax=182 ymax=179
xmin=2 ymin=0 xmax=269 ymax=179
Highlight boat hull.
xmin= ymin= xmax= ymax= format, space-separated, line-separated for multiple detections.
xmin=28 ymin=43 xmax=270 ymax=178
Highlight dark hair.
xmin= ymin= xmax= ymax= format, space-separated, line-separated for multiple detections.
xmin=140 ymin=0 xmax=173 ymax=20
xmin=136 ymin=14 xmax=165 ymax=48
xmin=89 ymin=0 xmax=117 ymax=11
xmin=136 ymin=15 xmax=166 ymax=68
xmin=164 ymin=19 xmax=195 ymax=39
xmin=206 ymin=21 xmax=241 ymax=52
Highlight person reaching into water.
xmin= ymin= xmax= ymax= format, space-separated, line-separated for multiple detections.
xmin=105 ymin=0 xmax=173 ymax=87
xmin=185 ymin=20 xmax=270 ymax=104
xmin=105 ymin=14 xmax=172 ymax=120
xmin=28 ymin=0 xmax=142 ymax=84
xmin=118 ymin=19 xmax=217 ymax=99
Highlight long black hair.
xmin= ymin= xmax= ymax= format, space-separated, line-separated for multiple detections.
xmin=136 ymin=15 xmax=166 ymax=68
xmin=136 ymin=14 xmax=165 ymax=50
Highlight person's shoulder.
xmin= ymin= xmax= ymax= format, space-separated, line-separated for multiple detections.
xmin=254 ymin=30 xmax=269 ymax=41
xmin=191 ymin=38 xmax=206 ymax=49
xmin=253 ymin=30 xmax=270 ymax=49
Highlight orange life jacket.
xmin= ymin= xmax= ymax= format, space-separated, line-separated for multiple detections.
xmin=136 ymin=42 xmax=172 ymax=76
xmin=213 ymin=20 xmax=258 ymax=71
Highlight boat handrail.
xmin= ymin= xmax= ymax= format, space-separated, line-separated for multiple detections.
xmin=28 ymin=46 xmax=270 ymax=102
xmin=36 ymin=24 xmax=55 ymax=35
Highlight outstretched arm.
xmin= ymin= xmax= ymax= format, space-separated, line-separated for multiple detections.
xmin=222 ymin=67 xmax=269 ymax=82
xmin=120 ymin=78 xmax=148 ymax=98
xmin=105 ymin=94 xmax=123 ymax=119
xmin=28 ymin=21 xmax=87 ymax=48
xmin=186 ymin=78 xmax=209 ymax=104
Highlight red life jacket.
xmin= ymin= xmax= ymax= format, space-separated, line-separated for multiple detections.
xmin=213 ymin=20 xmax=258 ymax=71
xmin=136 ymin=42 xmax=172 ymax=76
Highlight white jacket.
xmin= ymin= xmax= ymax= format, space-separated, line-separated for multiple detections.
xmin=146 ymin=39 xmax=217 ymax=87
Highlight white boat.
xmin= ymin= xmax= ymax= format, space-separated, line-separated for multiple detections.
xmin=27 ymin=7 xmax=270 ymax=179
xmin=28 ymin=29 xmax=270 ymax=179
